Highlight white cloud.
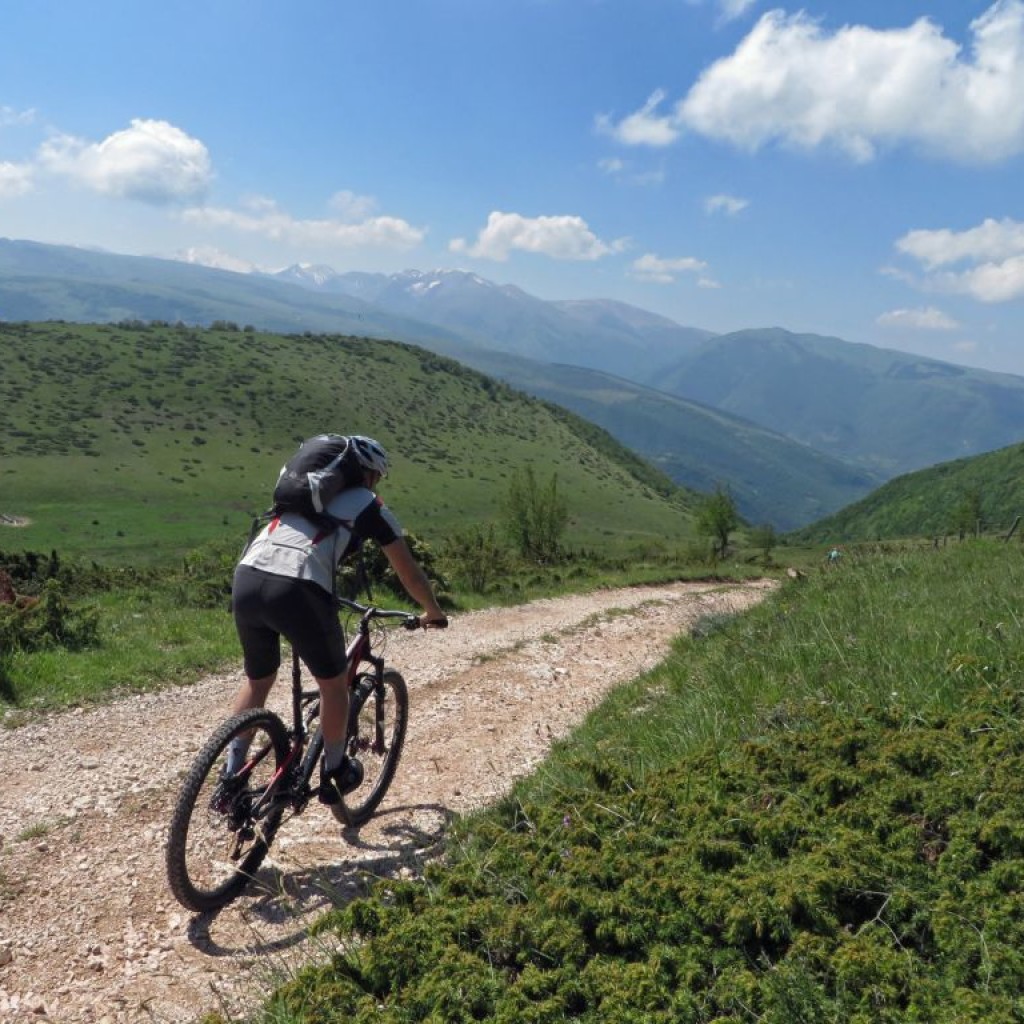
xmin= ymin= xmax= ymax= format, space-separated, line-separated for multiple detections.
xmin=37 ymin=118 xmax=212 ymax=203
xmin=604 ymin=1 xmax=1024 ymax=163
xmin=0 ymin=105 xmax=35 ymax=127
xmin=182 ymin=197 xmax=425 ymax=250
xmin=717 ymin=0 xmax=757 ymax=24
xmin=631 ymin=252 xmax=709 ymax=284
xmin=596 ymin=89 xmax=681 ymax=147
xmin=598 ymin=156 xmax=666 ymax=187
xmin=933 ymin=255 xmax=1024 ymax=302
xmin=450 ymin=211 xmax=622 ymax=261
xmin=0 ymin=160 xmax=33 ymax=198
xmin=705 ymin=193 xmax=749 ymax=215
xmin=174 ymin=246 xmax=262 ymax=273
xmin=894 ymin=217 xmax=1024 ymax=302
xmin=895 ymin=217 xmax=1024 ymax=268
xmin=329 ymin=189 xmax=378 ymax=222
xmin=877 ymin=307 xmax=960 ymax=330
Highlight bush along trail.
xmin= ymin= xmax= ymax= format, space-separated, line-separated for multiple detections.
xmin=280 ymin=683 xmax=1024 ymax=1023
xmin=259 ymin=539 xmax=1024 ymax=1024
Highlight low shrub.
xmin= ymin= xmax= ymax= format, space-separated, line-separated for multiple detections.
xmin=0 ymin=580 xmax=100 ymax=653
xmin=267 ymin=683 xmax=1024 ymax=1023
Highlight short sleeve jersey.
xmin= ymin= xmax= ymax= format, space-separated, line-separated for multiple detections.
xmin=238 ymin=486 xmax=402 ymax=594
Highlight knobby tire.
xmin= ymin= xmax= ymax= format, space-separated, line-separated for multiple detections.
xmin=166 ymin=708 xmax=291 ymax=913
xmin=332 ymin=669 xmax=409 ymax=826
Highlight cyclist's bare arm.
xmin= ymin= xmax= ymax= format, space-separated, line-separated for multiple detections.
xmin=382 ymin=537 xmax=448 ymax=627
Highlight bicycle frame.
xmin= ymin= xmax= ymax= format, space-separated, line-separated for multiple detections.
xmin=166 ymin=595 xmax=424 ymax=912
xmin=244 ymin=600 xmax=405 ymax=820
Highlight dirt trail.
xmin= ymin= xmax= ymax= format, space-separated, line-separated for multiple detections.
xmin=0 ymin=579 xmax=775 ymax=1023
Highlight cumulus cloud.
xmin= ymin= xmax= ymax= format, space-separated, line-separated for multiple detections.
xmin=896 ymin=217 xmax=1024 ymax=268
xmin=630 ymin=252 xmax=711 ymax=285
xmin=0 ymin=160 xmax=33 ymax=198
xmin=705 ymin=193 xmax=748 ymax=215
xmin=183 ymin=195 xmax=425 ymax=250
xmin=601 ymin=1 xmax=1024 ymax=162
xmin=596 ymin=89 xmax=680 ymax=147
xmin=877 ymin=307 xmax=960 ymax=330
xmin=450 ymin=211 xmax=623 ymax=261
xmin=38 ymin=118 xmax=212 ymax=203
xmin=894 ymin=217 xmax=1024 ymax=302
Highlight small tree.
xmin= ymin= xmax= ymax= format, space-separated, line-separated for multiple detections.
xmin=442 ymin=524 xmax=510 ymax=593
xmin=697 ymin=486 xmax=739 ymax=558
xmin=501 ymin=467 xmax=569 ymax=562
xmin=748 ymin=522 xmax=778 ymax=562
xmin=953 ymin=487 xmax=983 ymax=538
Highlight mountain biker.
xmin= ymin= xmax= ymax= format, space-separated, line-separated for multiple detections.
xmin=227 ymin=434 xmax=448 ymax=805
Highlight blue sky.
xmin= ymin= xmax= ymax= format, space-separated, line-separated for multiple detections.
xmin=2 ymin=1 xmax=1023 ymax=374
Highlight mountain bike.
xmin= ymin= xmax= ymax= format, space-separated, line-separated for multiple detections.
xmin=165 ymin=596 xmax=425 ymax=913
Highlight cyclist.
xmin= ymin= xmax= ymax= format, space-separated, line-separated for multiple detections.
xmin=227 ymin=435 xmax=447 ymax=805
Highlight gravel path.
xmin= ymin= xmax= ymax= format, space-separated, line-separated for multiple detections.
xmin=0 ymin=579 xmax=775 ymax=1023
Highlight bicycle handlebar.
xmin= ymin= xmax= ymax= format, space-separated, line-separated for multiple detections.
xmin=336 ymin=596 xmax=448 ymax=630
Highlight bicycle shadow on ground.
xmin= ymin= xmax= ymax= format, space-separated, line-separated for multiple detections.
xmin=186 ymin=801 xmax=455 ymax=958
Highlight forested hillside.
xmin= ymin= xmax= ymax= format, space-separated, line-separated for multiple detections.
xmin=790 ymin=441 xmax=1024 ymax=543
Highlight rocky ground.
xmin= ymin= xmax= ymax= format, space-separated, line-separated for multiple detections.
xmin=0 ymin=579 xmax=774 ymax=1023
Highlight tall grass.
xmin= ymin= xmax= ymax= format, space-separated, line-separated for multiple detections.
xmin=240 ymin=539 xmax=1024 ymax=1024
xmin=515 ymin=539 xmax=1024 ymax=802
xmin=0 ymin=589 xmax=240 ymax=718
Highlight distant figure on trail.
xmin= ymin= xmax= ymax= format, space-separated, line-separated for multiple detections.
xmin=827 ymin=547 xmax=842 ymax=566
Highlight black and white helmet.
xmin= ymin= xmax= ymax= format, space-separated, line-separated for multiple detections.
xmin=348 ymin=435 xmax=389 ymax=477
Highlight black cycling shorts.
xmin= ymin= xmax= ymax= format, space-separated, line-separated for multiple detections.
xmin=231 ymin=564 xmax=346 ymax=680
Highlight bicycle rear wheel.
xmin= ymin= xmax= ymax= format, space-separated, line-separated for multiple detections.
xmin=332 ymin=669 xmax=409 ymax=826
xmin=166 ymin=708 xmax=291 ymax=912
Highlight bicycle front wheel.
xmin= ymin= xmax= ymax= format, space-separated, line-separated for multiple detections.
xmin=166 ymin=708 xmax=291 ymax=912
xmin=332 ymin=669 xmax=409 ymax=826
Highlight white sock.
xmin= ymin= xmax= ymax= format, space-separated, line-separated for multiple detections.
xmin=226 ymin=736 xmax=252 ymax=775
xmin=323 ymin=739 xmax=346 ymax=773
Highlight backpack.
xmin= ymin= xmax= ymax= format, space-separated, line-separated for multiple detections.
xmin=270 ymin=434 xmax=364 ymax=526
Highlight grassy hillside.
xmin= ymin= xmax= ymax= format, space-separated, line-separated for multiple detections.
xmin=0 ymin=321 xmax=698 ymax=565
xmin=256 ymin=540 xmax=1024 ymax=1023
xmin=791 ymin=441 xmax=1024 ymax=543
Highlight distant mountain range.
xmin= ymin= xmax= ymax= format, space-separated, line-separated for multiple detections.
xmin=4 ymin=237 xmax=1024 ymax=530
xmin=262 ymin=263 xmax=714 ymax=380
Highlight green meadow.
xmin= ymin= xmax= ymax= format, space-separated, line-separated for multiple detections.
xmin=0 ymin=321 xmax=695 ymax=565
xmin=241 ymin=539 xmax=1024 ymax=1024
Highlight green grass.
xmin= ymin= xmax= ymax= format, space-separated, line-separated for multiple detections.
xmin=232 ymin=539 xmax=1024 ymax=1024
xmin=0 ymin=588 xmax=239 ymax=718
xmin=789 ymin=441 xmax=1024 ymax=544
xmin=0 ymin=544 xmax=776 ymax=719
xmin=0 ymin=321 xmax=699 ymax=565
